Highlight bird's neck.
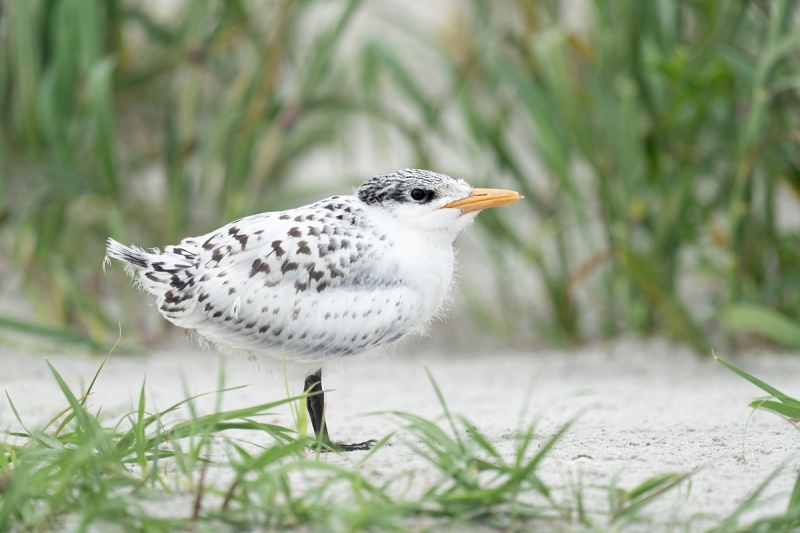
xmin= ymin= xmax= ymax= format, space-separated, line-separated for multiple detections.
xmin=366 ymin=207 xmax=458 ymax=320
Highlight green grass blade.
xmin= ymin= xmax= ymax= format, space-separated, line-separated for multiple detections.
xmin=724 ymin=304 xmax=800 ymax=349
xmin=714 ymin=352 xmax=800 ymax=408
xmin=301 ymin=0 xmax=363 ymax=97
xmin=85 ymin=58 xmax=118 ymax=192
xmin=610 ymin=472 xmax=690 ymax=524
xmin=80 ymin=355 xmax=109 ymax=407
xmin=789 ymin=471 xmax=800 ymax=513
xmin=153 ymin=395 xmax=304 ymax=445
xmin=715 ymin=466 xmax=784 ymax=531
xmin=423 ymin=367 xmax=461 ymax=447
xmin=458 ymin=415 xmax=502 ymax=460
xmin=43 ymin=359 xmax=113 ymax=455
xmin=27 ymin=430 xmax=65 ymax=450
xmin=363 ymin=41 xmax=435 ymax=123
xmin=526 ymin=419 xmax=573 ymax=475
xmin=617 ymin=251 xmax=706 ymax=352
xmin=0 ymin=316 xmax=106 ymax=350
xmin=114 ymin=384 xmax=249 ymax=452
xmin=3 ymin=391 xmax=29 ymax=436
xmin=243 ymin=438 xmax=310 ymax=471
xmin=383 ymin=411 xmax=462 ymax=457
xmin=134 ymin=376 xmax=148 ymax=468
xmin=749 ymin=400 xmax=800 ymax=421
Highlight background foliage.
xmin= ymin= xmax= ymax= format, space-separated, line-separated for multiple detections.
xmin=1 ymin=0 xmax=800 ymax=351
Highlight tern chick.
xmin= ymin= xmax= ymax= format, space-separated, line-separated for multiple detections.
xmin=106 ymin=168 xmax=522 ymax=451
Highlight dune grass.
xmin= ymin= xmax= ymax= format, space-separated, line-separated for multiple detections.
xmin=713 ymin=351 xmax=800 ymax=532
xmin=409 ymin=0 xmax=800 ymax=348
xmin=379 ymin=0 xmax=800 ymax=349
xmin=0 ymin=0 xmax=367 ymax=343
xmin=2 ymin=1 xmax=800 ymax=350
xmin=0 ymin=353 xmax=673 ymax=531
xmin=0 ymin=350 xmax=798 ymax=532
xmin=714 ymin=350 xmax=800 ymax=429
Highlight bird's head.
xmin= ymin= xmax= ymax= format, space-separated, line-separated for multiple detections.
xmin=357 ymin=169 xmax=522 ymax=237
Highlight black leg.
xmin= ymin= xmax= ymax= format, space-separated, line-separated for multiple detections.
xmin=304 ymin=369 xmax=331 ymax=445
xmin=303 ymin=369 xmax=377 ymax=452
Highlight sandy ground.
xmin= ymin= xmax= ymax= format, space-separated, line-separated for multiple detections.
xmin=1 ymin=338 xmax=798 ymax=529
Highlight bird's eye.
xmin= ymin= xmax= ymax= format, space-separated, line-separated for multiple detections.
xmin=410 ymin=189 xmax=430 ymax=202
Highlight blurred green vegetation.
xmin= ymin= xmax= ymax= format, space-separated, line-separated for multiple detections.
xmin=1 ymin=0 xmax=800 ymax=351
xmin=0 ymin=0 xmax=367 ymax=342
xmin=431 ymin=0 xmax=800 ymax=351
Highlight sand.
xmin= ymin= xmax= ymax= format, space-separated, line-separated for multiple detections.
xmin=1 ymin=338 xmax=798 ymax=528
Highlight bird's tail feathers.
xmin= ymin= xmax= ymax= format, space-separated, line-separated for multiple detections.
xmin=104 ymin=238 xmax=150 ymax=277
xmin=105 ymin=239 xmax=197 ymax=308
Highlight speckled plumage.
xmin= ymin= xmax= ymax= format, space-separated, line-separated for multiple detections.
xmin=106 ymin=169 xmax=522 ymax=449
xmin=106 ymin=170 xmax=509 ymax=370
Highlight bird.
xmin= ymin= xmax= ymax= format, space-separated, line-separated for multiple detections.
xmin=105 ymin=168 xmax=522 ymax=451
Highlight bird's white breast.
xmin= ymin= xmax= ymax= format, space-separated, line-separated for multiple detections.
xmin=367 ymin=205 xmax=456 ymax=323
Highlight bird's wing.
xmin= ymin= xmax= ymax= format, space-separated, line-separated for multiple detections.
xmin=159 ymin=198 xmax=425 ymax=362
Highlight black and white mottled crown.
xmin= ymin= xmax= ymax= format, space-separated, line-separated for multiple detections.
xmin=357 ymin=169 xmax=456 ymax=206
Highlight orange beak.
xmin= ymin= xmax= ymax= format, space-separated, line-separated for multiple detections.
xmin=442 ymin=188 xmax=523 ymax=214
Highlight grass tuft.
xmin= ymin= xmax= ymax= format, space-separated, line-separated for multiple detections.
xmin=714 ymin=349 xmax=800 ymax=426
xmin=3 ymin=349 xmax=800 ymax=530
xmin=0 ymin=354 xmax=708 ymax=531
xmin=3 ymin=2 xmax=800 ymax=349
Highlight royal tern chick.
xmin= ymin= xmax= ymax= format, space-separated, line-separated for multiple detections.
xmin=106 ymin=168 xmax=522 ymax=451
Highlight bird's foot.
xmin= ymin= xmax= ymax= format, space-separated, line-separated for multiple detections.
xmin=334 ymin=439 xmax=378 ymax=452
xmin=312 ymin=439 xmax=378 ymax=453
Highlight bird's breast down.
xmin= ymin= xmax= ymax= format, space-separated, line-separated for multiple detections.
xmin=143 ymin=197 xmax=455 ymax=364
